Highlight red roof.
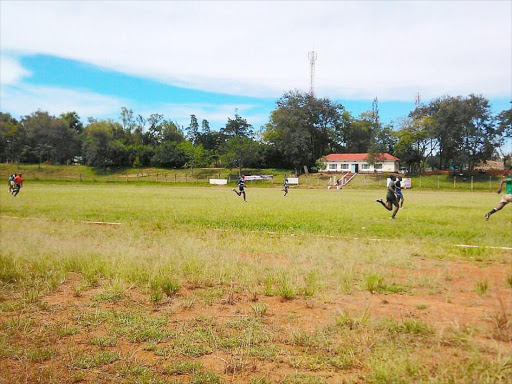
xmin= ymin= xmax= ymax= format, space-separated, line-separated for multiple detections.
xmin=325 ymin=153 xmax=400 ymax=161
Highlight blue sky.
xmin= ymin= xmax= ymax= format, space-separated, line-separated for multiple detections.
xmin=2 ymin=54 xmax=510 ymax=131
xmin=1 ymin=1 xmax=510 ymax=131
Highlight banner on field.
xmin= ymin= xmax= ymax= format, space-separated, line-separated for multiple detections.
xmin=243 ymin=175 xmax=273 ymax=181
xmin=287 ymin=177 xmax=299 ymax=185
xmin=386 ymin=177 xmax=412 ymax=189
xmin=209 ymin=179 xmax=228 ymax=185
xmin=401 ymin=178 xmax=412 ymax=189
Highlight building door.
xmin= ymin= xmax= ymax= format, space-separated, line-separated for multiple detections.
xmin=351 ymin=164 xmax=359 ymax=173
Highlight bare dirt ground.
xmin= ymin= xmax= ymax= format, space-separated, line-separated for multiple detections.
xmin=1 ymin=256 xmax=511 ymax=383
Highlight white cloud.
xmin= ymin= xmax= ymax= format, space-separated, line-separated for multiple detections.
xmin=0 ymin=83 xmax=125 ymax=118
xmin=1 ymin=1 xmax=511 ymax=101
xmin=0 ymin=55 xmax=31 ymax=85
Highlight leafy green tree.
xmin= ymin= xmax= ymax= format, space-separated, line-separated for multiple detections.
xmin=263 ymin=91 xmax=346 ymax=170
xmin=186 ymin=114 xmax=200 ymax=144
xmin=21 ymin=111 xmax=80 ymax=164
xmin=82 ymin=120 xmax=113 ymax=167
xmin=151 ymin=142 xmax=187 ymax=168
xmin=221 ymin=136 xmax=262 ymax=175
xmin=0 ymin=113 xmax=23 ymax=163
xmin=60 ymin=111 xmax=83 ymax=134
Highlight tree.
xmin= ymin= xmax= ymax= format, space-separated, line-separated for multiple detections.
xmin=263 ymin=90 xmax=346 ymax=170
xmin=82 ymin=120 xmax=113 ymax=168
xmin=0 ymin=113 xmax=23 ymax=163
xmin=120 ymin=107 xmax=135 ymax=133
xmin=60 ymin=111 xmax=83 ymax=134
xmin=186 ymin=115 xmax=200 ymax=144
xmin=21 ymin=111 xmax=81 ymax=164
xmin=221 ymin=136 xmax=261 ymax=175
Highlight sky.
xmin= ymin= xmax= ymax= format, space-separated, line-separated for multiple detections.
xmin=1 ymin=1 xmax=511 ymax=131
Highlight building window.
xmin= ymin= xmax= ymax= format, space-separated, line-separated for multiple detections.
xmin=341 ymin=164 xmax=349 ymax=170
xmin=375 ymin=163 xmax=383 ymax=170
xmin=328 ymin=163 xmax=337 ymax=170
xmin=361 ymin=164 xmax=370 ymax=170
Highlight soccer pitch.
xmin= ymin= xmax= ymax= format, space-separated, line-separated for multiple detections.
xmin=1 ymin=184 xmax=511 ymax=383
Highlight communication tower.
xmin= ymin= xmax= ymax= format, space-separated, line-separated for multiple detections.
xmin=415 ymin=92 xmax=421 ymax=107
xmin=308 ymin=50 xmax=317 ymax=96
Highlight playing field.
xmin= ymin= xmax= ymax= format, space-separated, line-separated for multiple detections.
xmin=1 ymin=184 xmax=511 ymax=383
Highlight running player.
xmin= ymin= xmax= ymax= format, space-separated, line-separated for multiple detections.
xmin=375 ymin=174 xmax=400 ymax=219
xmin=12 ymin=173 xmax=23 ymax=197
xmin=485 ymin=171 xmax=512 ymax=220
xmin=232 ymin=176 xmax=247 ymax=202
xmin=8 ymin=173 xmax=16 ymax=194
xmin=282 ymin=178 xmax=289 ymax=197
xmin=395 ymin=176 xmax=404 ymax=208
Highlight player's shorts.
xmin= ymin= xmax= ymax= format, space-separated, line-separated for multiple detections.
xmin=386 ymin=192 xmax=399 ymax=207
xmin=395 ymin=190 xmax=403 ymax=198
xmin=500 ymin=194 xmax=512 ymax=204
xmin=239 ymin=186 xmax=245 ymax=192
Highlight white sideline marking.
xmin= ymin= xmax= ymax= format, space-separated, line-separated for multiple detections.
xmin=0 ymin=215 xmax=122 ymax=226
xmin=455 ymin=244 xmax=512 ymax=251
xmin=214 ymin=227 xmax=510 ymax=249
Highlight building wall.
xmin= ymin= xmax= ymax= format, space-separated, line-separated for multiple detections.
xmin=322 ymin=160 xmax=398 ymax=173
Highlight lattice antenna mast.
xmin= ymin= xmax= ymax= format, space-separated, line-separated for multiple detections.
xmin=415 ymin=92 xmax=421 ymax=107
xmin=308 ymin=50 xmax=317 ymax=97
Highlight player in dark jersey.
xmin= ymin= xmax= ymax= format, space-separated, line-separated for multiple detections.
xmin=232 ymin=176 xmax=247 ymax=202
xmin=375 ymin=174 xmax=400 ymax=219
xmin=395 ymin=176 xmax=404 ymax=208
xmin=282 ymin=178 xmax=289 ymax=197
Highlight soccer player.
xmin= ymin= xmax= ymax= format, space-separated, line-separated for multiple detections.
xmin=485 ymin=171 xmax=512 ymax=221
xmin=8 ymin=173 xmax=16 ymax=194
xmin=282 ymin=178 xmax=289 ymax=197
xmin=395 ymin=176 xmax=404 ymax=208
xmin=232 ymin=176 xmax=247 ymax=202
xmin=12 ymin=173 xmax=23 ymax=197
xmin=375 ymin=174 xmax=400 ymax=219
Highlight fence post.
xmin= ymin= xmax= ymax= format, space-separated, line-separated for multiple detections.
xmin=186 ymin=174 xmax=188 ymax=183
xmin=471 ymin=176 xmax=473 ymax=191
xmin=437 ymin=175 xmax=440 ymax=189
xmin=156 ymin=173 xmax=158 ymax=183
xmin=174 ymin=173 xmax=177 ymax=183
xmin=79 ymin=173 xmax=82 ymax=182
xmin=453 ymin=176 xmax=456 ymax=189
xmin=419 ymin=175 xmax=422 ymax=188
xmin=489 ymin=176 xmax=492 ymax=190
xmin=126 ymin=174 xmax=128 ymax=182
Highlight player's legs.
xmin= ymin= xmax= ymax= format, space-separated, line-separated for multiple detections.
xmin=391 ymin=200 xmax=399 ymax=219
xmin=232 ymin=188 xmax=241 ymax=196
xmin=485 ymin=201 xmax=507 ymax=220
xmin=242 ymin=190 xmax=246 ymax=202
xmin=375 ymin=199 xmax=392 ymax=211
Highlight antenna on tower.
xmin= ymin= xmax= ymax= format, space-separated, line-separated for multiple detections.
xmin=415 ymin=92 xmax=421 ymax=107
xmin=308 ymin=50 xmax=317 ymax=97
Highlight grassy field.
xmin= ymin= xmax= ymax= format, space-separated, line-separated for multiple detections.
xmin=1 ymin=183 xmax=511 ymax=383
xmin=1 ymin=163 xmax=506 ymax=191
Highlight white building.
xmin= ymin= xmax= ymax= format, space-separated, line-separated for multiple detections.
xmin=321 ymin=153 xmax=399 ymax=173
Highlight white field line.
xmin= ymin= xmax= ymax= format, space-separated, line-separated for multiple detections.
xmin=0 ymin=215 xmax=122 ymax=226
xmin=2 ymin=217 xmax=509 ymax=250
xmin=454 ymin=244 xmax=512 ymax=251
xmin=212 ymin=228 xmax=511 ymax=249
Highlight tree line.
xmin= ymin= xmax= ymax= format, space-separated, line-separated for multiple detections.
xmin=1 ymin=91 xmax=510 ymax=173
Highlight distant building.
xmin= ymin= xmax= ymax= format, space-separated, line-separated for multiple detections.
xmin=321 ymin=153 xmax=399 ymax=173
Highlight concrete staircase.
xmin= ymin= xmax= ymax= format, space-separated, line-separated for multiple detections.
xmin=328 ymin=172 xmax=357 ymax=189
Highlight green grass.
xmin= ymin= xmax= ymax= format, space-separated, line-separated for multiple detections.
xmin=1 ymin=163 xmax=505 ymax=192
xmin=0 ymin=182 xmax=511 ymax=383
